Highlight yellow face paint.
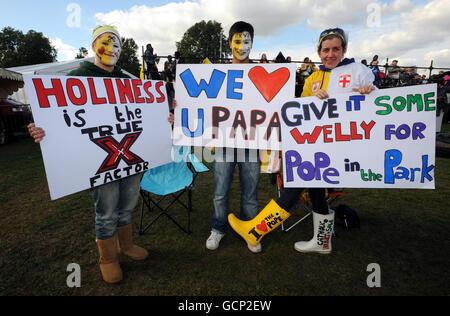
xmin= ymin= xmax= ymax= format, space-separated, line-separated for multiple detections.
xmin=231 ymin=31 xmax=252 ymax=61
xmin=94 ymin=33 xmax=121 ymax=66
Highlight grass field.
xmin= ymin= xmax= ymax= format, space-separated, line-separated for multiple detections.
xmin=0 ymin=129 xmax=449 ymax=296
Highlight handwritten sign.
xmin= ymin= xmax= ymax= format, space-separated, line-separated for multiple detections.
xmin=281 ymin=84 xmax=436 ymax=189
xmin=173 ymin=63 xmax=297 ymax=150
xmin=24 ymin=75 xmax=173 ymax=200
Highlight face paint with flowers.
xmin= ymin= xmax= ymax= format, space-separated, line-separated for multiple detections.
xmin=231 ymin=31 xmax=252 ymax=61
xmin=94 ymin=33 xmax=121 ymax=66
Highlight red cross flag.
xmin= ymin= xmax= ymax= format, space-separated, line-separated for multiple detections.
xmin=339 ymin=74 xmax=351 ymax=88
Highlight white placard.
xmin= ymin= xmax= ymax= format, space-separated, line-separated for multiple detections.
xmin=24 ymin=75 xmax=173 ymax=200
xmin=281 ymin=84 xmax=437 ymax=189
xmin=173 ymin=63 xmax=297 ymax=150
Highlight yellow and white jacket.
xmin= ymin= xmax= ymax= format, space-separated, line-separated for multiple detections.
xmin=261 ymin=59 xmax=375 ymax=174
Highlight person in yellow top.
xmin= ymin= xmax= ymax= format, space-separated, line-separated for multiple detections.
xmin=228 ymin=27 xmax=375 ymax=254
xmin=302 ymin=29 xmax=374 ymax=98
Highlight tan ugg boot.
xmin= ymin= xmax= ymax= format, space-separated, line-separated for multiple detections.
xmin=96 ymin=237 xmax=123 ymax=284
xmin=117 ymin=224 xmax=149 ymax=261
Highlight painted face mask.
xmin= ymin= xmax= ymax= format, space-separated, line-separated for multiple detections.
xmin=94 ymin=33 xmax=121 ymax=66
xmin=231 ymin=31 xmax=252 ymax=61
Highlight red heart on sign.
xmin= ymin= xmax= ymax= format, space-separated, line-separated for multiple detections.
xmin=256 ymin=220 xmax=268 ymax=232
xmin=248 ymin=66 xmax=290 ymax=103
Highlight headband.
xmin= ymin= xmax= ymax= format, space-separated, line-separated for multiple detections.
xmin=318 ymin=28 xmax=347 ymax=48
xmin=92 ymin=26 xmax=121 ymax=46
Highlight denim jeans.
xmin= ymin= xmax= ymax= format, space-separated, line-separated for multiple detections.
xmin=90 ymin=173 xmax=141 ymax=240
xmin=212 ymin=148 xmax=260 ymax=234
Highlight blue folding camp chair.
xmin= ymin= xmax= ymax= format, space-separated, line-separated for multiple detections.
xmin=139 ymin=146 xmax=209 ymax=235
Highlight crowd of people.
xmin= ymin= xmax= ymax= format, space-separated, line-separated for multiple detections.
xmin=146 ymin=46 xmax=449 ymax=111
xmin=253 ymin=52 xmax=448 ymax=90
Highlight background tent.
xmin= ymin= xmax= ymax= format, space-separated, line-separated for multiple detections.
xmin=0 ymin=68 xmax=24 ymax=99
xmin=7 ymin=57 xmax=137 ymax=104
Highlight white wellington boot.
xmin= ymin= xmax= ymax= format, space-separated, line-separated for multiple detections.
xmin=294 ymin=210 xmax=335 ymax=254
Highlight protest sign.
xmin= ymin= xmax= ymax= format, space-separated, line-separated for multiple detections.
xmin=24 ymin=75 xmax=173 ymax=200
xmin=173 ymin=63 xmax=297 ymax=150
xmin=281 ymin=84 xmax=436 ymax=189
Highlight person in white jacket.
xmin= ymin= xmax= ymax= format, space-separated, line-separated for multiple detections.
xmin=228 ymin=27 xmax=376 ymax=254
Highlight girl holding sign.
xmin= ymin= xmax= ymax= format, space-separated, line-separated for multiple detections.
xmin=28 ymin=26 xmax=173 ymax=284
xmin=229 ymin=27 xmax=375 ymax=254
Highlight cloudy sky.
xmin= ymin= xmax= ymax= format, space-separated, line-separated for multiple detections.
xmin=2 ymin=0 xmax=450 ymax=74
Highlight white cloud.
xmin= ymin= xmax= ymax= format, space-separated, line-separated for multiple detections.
xmin=94 ymin=0 xmax=313 ymax=57
xmin=305 ymin=0 xmax=374 ymax=30
xmin=224 ymin=0 xmax=311 ymax=36
xmin=382 ymin=0 xmax=414 ymax=14
xmin=425 ymin=49 xmax=450 ymax=68
xmin=92 ymin=0 xmax=450 ymax=71
xmin=344 ymin=0 xmax=450 ymax=68
xmin=95 ymin=1 xmax=226 ymax=56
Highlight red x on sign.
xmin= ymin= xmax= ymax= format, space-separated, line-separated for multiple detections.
xmin=92 ymin=132 xmax=144 ymax=174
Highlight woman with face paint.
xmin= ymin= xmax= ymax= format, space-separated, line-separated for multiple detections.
xmin=229 ymin=27 xmax=375 ymax=254
xmin=206 ymin=21 xmax=264 ymax=254
xmin=229 ymin=23 xmax=253 ymax=63
xmin=28 ymin=26 xmax=173 ymax=284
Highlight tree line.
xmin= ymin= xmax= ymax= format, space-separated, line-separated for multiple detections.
xmin=0 ymin=27 xmax=57 ymax=68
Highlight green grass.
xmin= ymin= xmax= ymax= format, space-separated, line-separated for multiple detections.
xmin=1 ymin=130 xmax=449 ymax=296
xmin=441 ymin=123 xmax=450 ymax=133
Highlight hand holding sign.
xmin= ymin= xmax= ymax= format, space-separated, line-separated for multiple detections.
xmin=28 ymin=123 xmax=46 ymax=143
xmin=352 ymin=85 xmax=376 ymax=94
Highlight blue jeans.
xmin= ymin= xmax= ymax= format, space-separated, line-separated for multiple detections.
xmin=212 ymin=148 xmax=260 ymax=234
xmin=91 ymin=173 xmax=141 ymax=240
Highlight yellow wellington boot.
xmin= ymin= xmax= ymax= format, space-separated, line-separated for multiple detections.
xmin=117 ymin=224 xmax=149 ymax=261
xmin=228 ymin=200 xmax=291 ymax=246
xmin=96 ymin=237 xmax=123 ymax=284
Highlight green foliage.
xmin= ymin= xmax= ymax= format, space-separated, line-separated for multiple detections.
xmin=0 ymin=27 xmax=23 ymax=67
xmin=117 ymin=37 xmax=140 ymax=77
xmin=0 ymin=27 xmax=56 ymax=68
xmin=176 ymin=20 xmax=230 ymax=63
xmin=75 ymin=47 xmax=88 ymax=59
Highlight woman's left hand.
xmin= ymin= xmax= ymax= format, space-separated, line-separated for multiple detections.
xmin=352 ymin=86 xmax=375 ymax=95
xmin=168 ymin=113 xmax=174 ymax=125
xmin=167 ymin=98 xmax=177 ymax=125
